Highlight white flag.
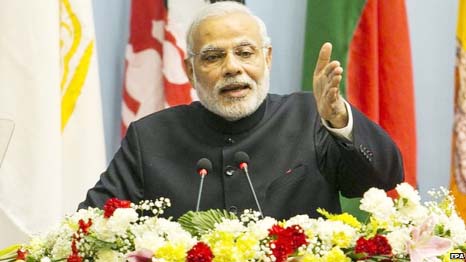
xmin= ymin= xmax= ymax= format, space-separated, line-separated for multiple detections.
xmin=0 ymin=0 xmax=106 ymax=246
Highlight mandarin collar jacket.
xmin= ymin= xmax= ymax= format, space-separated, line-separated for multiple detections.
xmin=79 ymin=92 xmax=403 ymax=220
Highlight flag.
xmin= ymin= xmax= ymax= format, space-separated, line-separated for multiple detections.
xmin=121 ymin=0 xmax=247 ymax=135
xmin=60 ymin=0 xmax=106 ymax=214
xmin=0 ymin=0 xmax=105 ymax=244
xmin=121 ymin=0 xmax=207 ymax=136
xmin=302 ymin=0 xmax=416 ymax=219
xmin=451 ymin=0 xmax=466 ymax=220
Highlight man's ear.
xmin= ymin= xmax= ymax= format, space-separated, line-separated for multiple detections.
xmin=184 ymin=58 xmax=195 ymax=87
xmin=265 ymin=46 xmax=272 ymax=69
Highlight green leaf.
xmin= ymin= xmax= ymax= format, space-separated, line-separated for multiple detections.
xmin=0 ymin=244 xmax=21 ymax=260
xmin=178 ymin=209 xmax=237 ymax=237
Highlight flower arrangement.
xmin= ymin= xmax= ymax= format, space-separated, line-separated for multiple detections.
xmin=0 ymin=183 xmax=465 ymax=262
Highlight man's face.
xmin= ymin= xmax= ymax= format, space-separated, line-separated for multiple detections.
xmin=186 ymin=12 xmax=272 ymax=121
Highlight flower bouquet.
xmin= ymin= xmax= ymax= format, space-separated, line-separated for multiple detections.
xmin=0 ymin=183 xmax=465 ymax=262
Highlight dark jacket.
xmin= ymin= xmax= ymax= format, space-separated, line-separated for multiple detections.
xmin=79 ymin=92 xmax=403 ymax=220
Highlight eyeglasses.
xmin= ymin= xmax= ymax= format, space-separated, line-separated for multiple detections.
xmin=188 ymin=43 xmax=268 ymax=67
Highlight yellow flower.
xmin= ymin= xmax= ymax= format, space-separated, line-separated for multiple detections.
xmin=322 ymin=247 xmax=351 ymax=262
xmin=331 ymin=231 xmax=352 ymax=248
xmin=317 ymin=209 xmax=361 ymax=229
xmin=300 ymin=253 xmax=323 ymax=262
xmin=366 ymin=217 xmax=388 ymax=237
xmin=236 ymin=233 xmax=258 ymax=260
xmin=203 ymin=231 xmax=259 ymax=262
xmin=155 ymin=243 xmax=186 ymax=262
xmin=205 ymin=231 xmax=237 ymax=262
xmin=65 ymin=219 xmax=79 ymax=232
xmin=305 ymin=229 xmax=315 ymax=239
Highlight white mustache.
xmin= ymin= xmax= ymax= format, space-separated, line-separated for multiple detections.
xmin=215 ymin=76 xmax=256 ymax=92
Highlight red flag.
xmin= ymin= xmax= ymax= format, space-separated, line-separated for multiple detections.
xmin=121 ymin=0 xmax=207 ymax=136
xmin=347 ymin=0 xmax=417 ymax=188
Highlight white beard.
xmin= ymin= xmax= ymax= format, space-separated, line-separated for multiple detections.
xmin=194 ymin=68 xmax=270 ymax=121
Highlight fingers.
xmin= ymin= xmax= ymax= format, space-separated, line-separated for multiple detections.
xmin=328 ymin=72 xmax=342 ymax=87
xmin=326 ymin=86 xmax=340 ymax=103
xmin=322 ymin=70 xmax=342 ymax=104
xmin=322 ymin=81 xmax=341 ymax=103
xmin=314 ymin=62 xmax=343 ymax=100
xmin=325 ymin=61 xmax=343 ymax=83
xmin=314 ymin=42 xmax=332 ymax=75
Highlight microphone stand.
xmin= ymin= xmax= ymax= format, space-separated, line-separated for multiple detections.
xmin=195 ymin=171 xmax=206 ymax=212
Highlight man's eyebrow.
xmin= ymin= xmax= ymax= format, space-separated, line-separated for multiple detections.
xmin=198 ymin=41 xmax=257 ymax=53
xmin=199 ymin=45 xmax=223 ymax=53
xmin=236 ymin=40 xmax=255 ymax=47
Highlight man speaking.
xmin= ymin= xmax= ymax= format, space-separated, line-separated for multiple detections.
xmin=79 ymin=1 xmax=403 ymax=220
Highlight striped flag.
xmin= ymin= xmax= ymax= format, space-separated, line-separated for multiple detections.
xmin=451 ymin=0 xmax=466 ymax=220
xmin=302 ymin=0 xmax=416 ymax=219
xmin=0 ymin=0 xmax=105 ymax=245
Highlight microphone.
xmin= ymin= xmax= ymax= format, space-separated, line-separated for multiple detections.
xmin=234 ymin=151 xmax=263 ymax=218
xmin=195 ymin=158 xmax=212 ymax=212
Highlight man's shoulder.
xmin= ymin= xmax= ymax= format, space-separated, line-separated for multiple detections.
xmin=130 ymin=102 xmax=201 ymax=128
xmin=268 ymin=91 xmax=316 ymax=106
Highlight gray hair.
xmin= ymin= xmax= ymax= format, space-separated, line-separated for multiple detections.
xmin=186 ymin=1 xmax=271 ymax=55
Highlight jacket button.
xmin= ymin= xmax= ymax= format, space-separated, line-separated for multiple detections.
xmin=225 ymin=165 xmax=235 ymax=176
xmin=359 ymin=145 xmax=365 ymax=152
xmin=225 ymin=137 xmax=235 ymax=144
xmin=228 ymin=205 xmax=238 ymax=214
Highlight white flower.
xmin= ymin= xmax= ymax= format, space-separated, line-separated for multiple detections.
xmin=106 ymin=208 xmax=139 ymax=235
xmin=133 ymin=232 xmax=166 ymax=251
xmin=360 ymin=187 xmax=396 ymax=219
xmin=386 ymin=227 xmax=411 ymax=255
xmin=247 ymin=216 xmax=277 ymax=239
xmin=214 ymin=218 xmax=246 ymax=236
xmin=396 ymin=183 xmax=421 ymax=205
xmin=154 ymin=218 xmax=195 ymax=245
xmin=50 ymin=234 xmax=72 ymax=259
xmin=396 ymin=205 xmax=429 ymax=226
xmin=285 ymin=215 xmax=315 ymax=230
xmin=443 ymin=212 xmax=466 ymax=245
xmin=95 ymin=249 xmax=124 ymax=262
xmin=313 ymin=220 xmax=357 ymax=249
xmin=92 ymin=219 xmax=117 ymax=242
xmin=27 ymin=234 xmax=48 ymax=257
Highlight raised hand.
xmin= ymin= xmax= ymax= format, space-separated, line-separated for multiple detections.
xmin=312 ymin=42 xmax=348 ymax=128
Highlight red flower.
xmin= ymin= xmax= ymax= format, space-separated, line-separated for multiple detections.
xmin=16 ymin=248 xmax=27 ymax=260
xmin=187 ymin=242 xmax=214 ymax=262
xmin=270 ymin=238 xmax=293 ymax=262
xmin=67 ymin=253 xmax=83 ymax=262
xmin=78 ymin=218 xmax=92 ymax=234
xmin=268 ymin=224 xmax=308 ymax=262
xmin=355 ymin=234 xmax=392 ymax=260
xmin=269 ymin=224 xmax=286 ymax=235
xmin=103 ymin=198 xmax=132 ymax=218
xmin=372 ymin=235 xmax=392 ymax=255
xmin=71 ymin=239 xmax=79 ymax=255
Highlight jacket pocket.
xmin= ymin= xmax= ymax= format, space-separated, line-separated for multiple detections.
xmin=265 ymin=164 xmax=307 ymax=197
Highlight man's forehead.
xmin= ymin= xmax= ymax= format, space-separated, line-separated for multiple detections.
xmin=192 ymin=12 xmax=261 ymax=50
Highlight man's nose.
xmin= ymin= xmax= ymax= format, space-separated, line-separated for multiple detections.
xmin=222 ymin=52 xmax=242 ymax=78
